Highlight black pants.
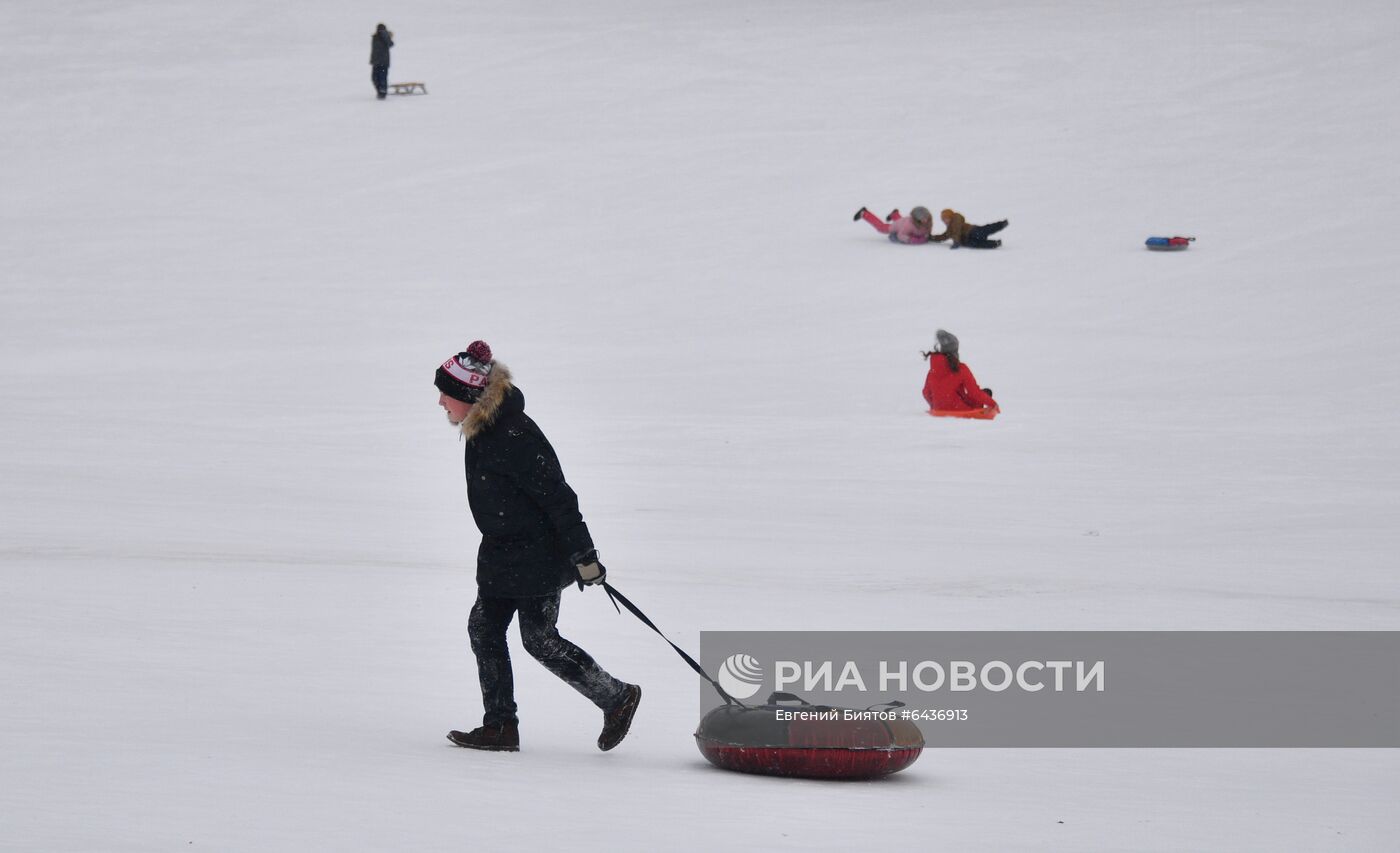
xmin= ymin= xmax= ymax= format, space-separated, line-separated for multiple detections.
xmin=468 ymin=592 xmax=627 ymax=727
xmin=372 ymin=65 xmax=389 ymax=97
xmin=964 ymin=220 xmax=1008 ymax=248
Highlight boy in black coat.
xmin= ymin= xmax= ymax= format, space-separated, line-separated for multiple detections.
xmin=435 ymin=341 xmax=641 ymax=752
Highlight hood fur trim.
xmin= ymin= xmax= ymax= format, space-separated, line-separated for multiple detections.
xmin=459 ymin=362 xmax=514 ymax=441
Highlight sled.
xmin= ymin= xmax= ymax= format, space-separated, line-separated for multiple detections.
xmin=601 ymin=583 xmax=923 ymax=781
xmin=388 ymin=82 xmax=428 ymax=95
xmin=695 ymin=693 xmax=924 ymax=780
xmin=928 ymin=406 xmax=999 ymax=420
xmin=1145 ymin=236 xmax=1194 ymax=250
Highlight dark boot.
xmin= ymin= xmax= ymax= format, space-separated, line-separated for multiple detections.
xmin=447 ymin=723 xmax=520 ymax=752
xmin=598 ymin=684 xmax=642 ymax=751
xmin=852 ymin=207 xmax=867 ymax=222
xmin=885 ymin=209 xmax=899 ymax=222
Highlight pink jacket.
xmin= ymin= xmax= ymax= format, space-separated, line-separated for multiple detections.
xmin=890 ymin=216 xmax=932 ymax=244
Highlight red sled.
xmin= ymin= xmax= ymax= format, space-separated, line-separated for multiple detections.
xmin=1145 ymin=236 xmax=1194 ymax=250
xmin=929 ymin=405 xmax=999 ymax=420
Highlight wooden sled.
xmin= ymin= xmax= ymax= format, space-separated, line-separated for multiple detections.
xmin=388 ymin=82 xmax=428 ymax=96
xmin=928 ymin=406 xmax=999 ymax=420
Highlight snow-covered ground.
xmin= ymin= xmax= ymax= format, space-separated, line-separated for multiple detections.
xmin=4 ymin=0 xmax=1399 ymax=849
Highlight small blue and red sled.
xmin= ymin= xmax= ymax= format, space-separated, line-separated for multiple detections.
xmin=1146 ymin=235 xmax=1195 ymax=251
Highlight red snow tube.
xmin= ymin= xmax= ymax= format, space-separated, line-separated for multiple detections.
xmin=695 ymin=693 xmax=925 ymax=780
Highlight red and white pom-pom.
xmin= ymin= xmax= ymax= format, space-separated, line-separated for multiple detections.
xmin=465 ymin=340 xmax=493 ymax=364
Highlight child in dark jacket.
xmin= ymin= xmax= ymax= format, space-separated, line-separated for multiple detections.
xmin=370 ymin=23 xmax=394 ymax=99
xmin=435 ymin=341 xmax=642 ymax=753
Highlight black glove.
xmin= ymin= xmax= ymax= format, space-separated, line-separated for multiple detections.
xmin=572 ymin=549 xmax=607 ymax=589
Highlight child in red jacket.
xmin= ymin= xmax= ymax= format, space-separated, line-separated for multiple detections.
xmin=921 ymin=329 xmax=999 ymax=418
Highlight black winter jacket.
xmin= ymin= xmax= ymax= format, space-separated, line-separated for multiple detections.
xmin=457 ymin=367 xmax=594 ymax=597
xmin=370 ymin=28 xmax=393 ymax=67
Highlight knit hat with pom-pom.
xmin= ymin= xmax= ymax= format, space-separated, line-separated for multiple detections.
xmin=435 ymin=340 xmax=495 ymax=403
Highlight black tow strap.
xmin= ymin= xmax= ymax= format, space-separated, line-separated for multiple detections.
xmin=601 ymin=581 xmax=743 ymax=707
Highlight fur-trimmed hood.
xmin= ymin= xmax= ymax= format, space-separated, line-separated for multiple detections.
xmin=458 ymin=362 xmax=515 ymax=441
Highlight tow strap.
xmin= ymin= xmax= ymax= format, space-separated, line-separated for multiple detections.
xmin=601 ymin=581 xmax=743 ymax=707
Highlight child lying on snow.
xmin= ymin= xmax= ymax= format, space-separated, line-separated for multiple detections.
xmin=854 ymin=205 xmax=935 ymax=244
xmin=930 ymin=209 xmax=1008 ymax=249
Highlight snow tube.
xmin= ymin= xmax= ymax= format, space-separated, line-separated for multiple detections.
xmin=695 ymin=693 xmax=925 ymax=780
xmin=929 ymin=406 xmax=999 ymax=420
xmin=1145 ymin=236 xmax=1194 ymax=250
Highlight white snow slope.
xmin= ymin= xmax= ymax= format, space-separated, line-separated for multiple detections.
xmin=4 ymin=0 xmax=1399 ymax=850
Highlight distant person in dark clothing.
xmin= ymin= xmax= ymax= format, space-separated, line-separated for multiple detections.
xmin=930 ymin=209 xmax=1009 ymax=249
xmin=370 ymin=23 xmax=393 ymax=99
